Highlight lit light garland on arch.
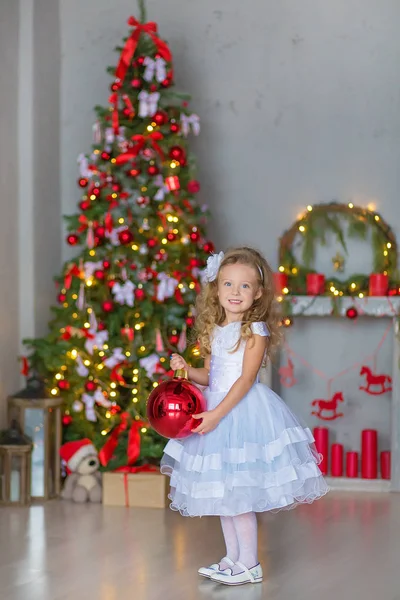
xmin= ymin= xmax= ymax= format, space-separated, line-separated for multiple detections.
xmin=278 ymin=201 xmax=399 ymax=298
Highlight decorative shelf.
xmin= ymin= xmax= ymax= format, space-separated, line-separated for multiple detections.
xmin=287 ymin=296 xmax=400 ymax=317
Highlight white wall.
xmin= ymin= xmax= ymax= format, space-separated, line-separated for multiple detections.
xmin=60 ymin=0 xmax=400 ymax=264
xmin=0 ymin=1 xmax=21 ymax=424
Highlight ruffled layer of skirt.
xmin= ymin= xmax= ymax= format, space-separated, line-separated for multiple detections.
xmin=161 ymin=383 xmax=329 ymax=517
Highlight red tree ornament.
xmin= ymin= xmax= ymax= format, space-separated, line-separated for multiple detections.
xmin=129 ymin=167 xmax=141 ymax=177
xmin=58 ymin=380 xmax=70 ymax=390
xmin=102 ymin=300 xmax=114 ymax=312
xmin=147 ymin=165 xmax=159 ymax=176
xmin=190 ymin=230 xmax=200 ymax=242
xmin=58 ymin=293 xmax=67 ymax=303
xmin=165 ymin=175 xmax=180 ymax=191
xmin=85 ymin=381 xmax=97 ymax=392
xmin=62 ymin=415 xmax=73 ymax=426
xmin=78 ymin=178 xmax=88 ymax=188
xmin=94 ymin=269 xmax=105 ymax=280
xmin=135 ymin=289 xmax=145 ymax=301
xmin=131 ymin=78 xmax=142 ymax=89
xmin=147 ymin=373 xmax=206 ymax=439
xmin=169 ymin=146 xmax=185 ymax=162
xmin=103 ymin=260 xmax=111 ymax=270
xmin=311 ymin=391 xmax=344 ymax=421
xmin=101 ymin=151 xmax=111 ymax=161
xmin=153 ymin=110 xmax=168 ymax=126
xmin=187 ymin=180 xmax=200 ymax=194
xmin=79 ymin=200 xmax=91 ymax=211
xmin=359 ymin=366 xmax=392 ymax=395
xmin=346 ymin=307 xmax=358 ymax=320
xmin=67 ymin=234 xmax=79 ymax=246
xmin=170 ymin=122 xmax=180 ymax=134
xmin=94 ymin=225 xmax=106 ymax=238
xmin=203 ymin=241 xmax=214 ymax=254
xmin=118 ymin=229 xmax=134 ymax=245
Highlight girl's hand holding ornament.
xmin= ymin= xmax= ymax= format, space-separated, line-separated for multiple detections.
xmin=170 ymin=353 xmax=189 ymax=371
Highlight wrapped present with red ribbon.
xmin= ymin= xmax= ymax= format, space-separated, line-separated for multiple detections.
xmin=100 ymin=413 xmax=167 ymax=508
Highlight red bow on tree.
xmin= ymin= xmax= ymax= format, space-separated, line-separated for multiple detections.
xmin=115 ymin=17 xmax=172 ymax=84
xmin=99 ymin=412 xmax=147 ymax=467
xmin=115 ymin=132 xmax=164 ymax=165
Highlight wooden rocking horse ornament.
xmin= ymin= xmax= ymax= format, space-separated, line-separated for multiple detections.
xmin=359 ymin=365 xmax=392 ymax=395
xmin=311 ymin=391 xmax=344 ymax=421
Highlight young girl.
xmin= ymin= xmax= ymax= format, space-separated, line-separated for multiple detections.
xmin=161 ymin=247 xmax=328 ymax=586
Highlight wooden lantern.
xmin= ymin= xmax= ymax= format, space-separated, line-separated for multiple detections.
xmin=8 ymin=379 xmax=63 ymax=501
xmin=0 ymin=421 xmax=33 ymax=505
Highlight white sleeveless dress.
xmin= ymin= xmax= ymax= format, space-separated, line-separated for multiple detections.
xmin=161 ymin=321 xmax=328 ymax=517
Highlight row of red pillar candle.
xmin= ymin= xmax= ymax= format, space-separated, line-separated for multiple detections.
xmin=314 ymin=427 xmax=391 ymax=479
xmin=274 ymin=272 xmax=389 ymax=296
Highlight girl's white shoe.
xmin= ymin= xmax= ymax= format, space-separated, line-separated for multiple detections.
xmin=197 ymin=556 xmax=235 ymax=579
xmin=210 ymin=562 xmax=263 ymax=585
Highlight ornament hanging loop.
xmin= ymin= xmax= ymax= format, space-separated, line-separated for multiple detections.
xmin=175 ymin=369 xmax=188 ymax=380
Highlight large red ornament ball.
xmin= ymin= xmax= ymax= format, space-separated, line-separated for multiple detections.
xmin=85 ymin=380 xmax=97 ymax=392
xmin=169 ymin=146 xmax=185 ymax=163
xmin=153 ymin=110 xmax=168 ymax=126
xmin=118 ymin=229 xmax=134 ymax=245
xmin=147 ymin=375 xmax=206 ymax=439
xmin=102 ymin=300 xmax=114 ymax=313
xmin=67 ymin=234 xmax=79 ymax=246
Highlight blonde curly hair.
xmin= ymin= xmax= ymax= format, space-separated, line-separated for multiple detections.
xmin=195 ymin=247 xmax=282 ymax=358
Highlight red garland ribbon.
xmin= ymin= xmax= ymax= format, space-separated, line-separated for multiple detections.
xmin=115 ymin=132 xmax=164 ymax=165
xmin=110 ymin=361 xmax=127 ymax=385
xmin=115 ymin=17 xmax=172 ymax=84
xmin=109 ymin=93 xmax=120 ymax=133
xmin=99 ymin=412 xmax=147 ymax=467
xmin=20 ymin=356 xmax=29 ymax=377
xmin=64 ymin=264 xmax=82 ymax=289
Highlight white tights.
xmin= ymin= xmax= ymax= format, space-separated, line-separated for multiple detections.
xmin=218 ymin=512 xmax=258 ymax=572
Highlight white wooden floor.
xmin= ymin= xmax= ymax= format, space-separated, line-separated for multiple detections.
xmin=1 ymin=492 xmax=399 ymax=600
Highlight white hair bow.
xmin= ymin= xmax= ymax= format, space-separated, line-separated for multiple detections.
xmin=205 ymin=252 xmax=224 ymax=282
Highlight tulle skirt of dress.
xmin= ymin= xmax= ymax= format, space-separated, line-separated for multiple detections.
xmin=160 ymin=383 xmax=329 ymax=517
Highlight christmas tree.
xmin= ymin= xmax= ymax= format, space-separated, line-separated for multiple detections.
xmin=24 ymin=2 xmax=213 ymax=470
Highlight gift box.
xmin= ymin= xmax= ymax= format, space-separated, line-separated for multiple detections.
xmin=102 ymin=470 xmax=169 ymax=508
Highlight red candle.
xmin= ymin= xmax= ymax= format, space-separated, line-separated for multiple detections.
xmin=346 ymin=451 xmax=359 ymax=478
xmin=306 ymin=273 xmax=325 ymax=295
xmin=314 ymin=427 xmax=329 ymax=475
xmin=380 ymin=451 xmax=391 ymax=480
xmin=273 ymin=272 xmax=288 ymax=294
xmin=331 ymin=443 xmax=344 ymax=477
xmin=369 ymin=274 xmax=388 ymax=296
xmin=361 ymin=429 xmax=378 ymax=479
